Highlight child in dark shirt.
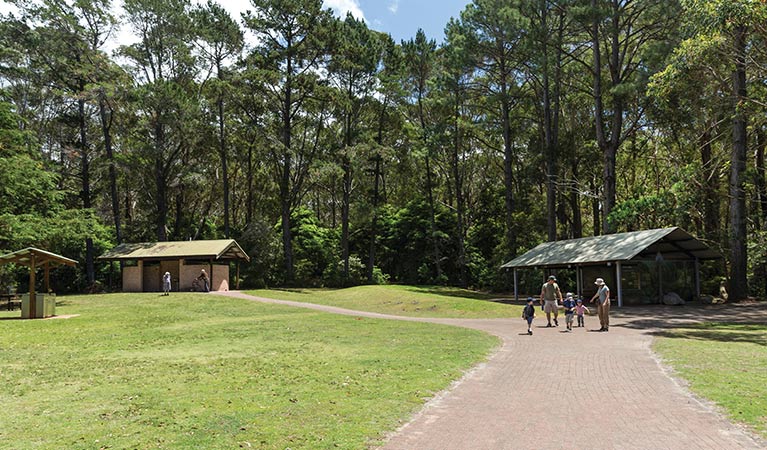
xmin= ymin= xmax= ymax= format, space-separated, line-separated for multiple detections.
xmin=563 ymin=292 xmax=576 ymax=331
xmin=522 ymin=297 xmax=536 ymax=335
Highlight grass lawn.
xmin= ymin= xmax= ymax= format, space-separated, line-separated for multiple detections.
xmin=653 ymin=322 xmax=767 ymax=438
xmin=247 ymin=285 xmax=521 ymax=318
xmin=0 ymin=292 xmax=498 ymax=449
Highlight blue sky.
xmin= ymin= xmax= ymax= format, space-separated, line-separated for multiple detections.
xmin=350 ymin=0 xmax=471 ymax=43
xmin=0 ymin=0 xmax=473 ymax=45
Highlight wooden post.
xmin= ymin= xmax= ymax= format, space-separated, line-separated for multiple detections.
xmin=513 ymin=268 xmax=518 ymax=301
xmin=44 ymin=261 xmax=50 ymax=293
xmin=694 ymin=258 xmax=701 ymax=298
xmin=236 ymin=261 xmax=240 ymax=290
xmin=208 ymin=259 xmax=213 ymax=291
xmin=29 ymin=253 xmax=36 ymax=319
xmin=616 ymin=261 xmax=623 ymax=308
xmin=576 ymin=266 xmax=582 ymax=299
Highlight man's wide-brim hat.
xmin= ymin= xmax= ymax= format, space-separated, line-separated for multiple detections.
xmin=548 ymin=275 xmax=556 ymax=281
xmin=594 ymin=277 xmax=605 ymax=285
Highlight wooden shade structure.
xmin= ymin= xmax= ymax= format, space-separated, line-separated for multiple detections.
xmin=0 ymin=247 xmax=77 ymax=318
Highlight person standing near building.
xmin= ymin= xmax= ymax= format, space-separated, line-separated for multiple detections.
xmin=162 ymin=271 xmax=171 ymax=296
xmin=539 ymin=275 xmax=563 ymax=327
xmin=590 ymin=277 xmax=610 ymax=331
xmin=198 ymin=269 xmax=210 ymax=292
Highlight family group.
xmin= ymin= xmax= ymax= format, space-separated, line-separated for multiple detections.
xmin=521 ymin=275 xmax=611 ymax=335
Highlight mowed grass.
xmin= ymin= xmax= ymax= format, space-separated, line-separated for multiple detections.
xmin=247 ymin=285 xmax=521 ymax=318
xmin=0 ymin=293 xmax=498 ymax=449
xmin=653 ymin=322 xmax=767 ymax=438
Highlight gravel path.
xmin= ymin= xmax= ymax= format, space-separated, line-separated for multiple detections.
xmin=214 ymin=291 xmax=766 ymax=450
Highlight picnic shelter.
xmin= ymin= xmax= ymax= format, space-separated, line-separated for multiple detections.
xmin=501 ymin=227 xmax=721 ymax=306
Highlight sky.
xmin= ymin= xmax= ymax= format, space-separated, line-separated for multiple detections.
xmin=0 ymin=0 xmax=471 ymax=45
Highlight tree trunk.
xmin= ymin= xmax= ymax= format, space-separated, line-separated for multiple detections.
xmin=341 ymin=154 xmax=351 ymax=279
xmin=78 ymin=95 xmax=95 ymax=284
xmin=541 ymin=0 xmax=557 ymax=242
xmin=755 ymin=128 xmax=767 ymax=227
xmin=99 ymin=95 xmax=121 ymax=244
xmin=700 ymin=129 xmax=719 ymax=241
xmin=368 ymin=154 xmax=381 ymax=284
xmin=246 ymin=137 xmax=254 ymax=226
xmin=281 ymin=56 xmax=294 ymax=284
xmin=501 ymin=85 xmax=516 ymax=258
xmin=368 ymin=100 xmax=388 ymax=283
xmin=279 ymin=145 xmax=294 ymax=283
xmin=218 ymin=90 xmax=230 ymax=238
xmin=452 ymin=97 xmax=467 ymax=288
xmin=729 ymin=24 xmax=748 ymax=301
xmin=425 ymin=152 xmax=442 ymax=280
xmin=570 ymin=150 xmax=582 ymax=238
xmin=154 ymin=120 xmax=168 ymax=242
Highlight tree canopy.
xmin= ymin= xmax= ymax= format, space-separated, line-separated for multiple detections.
xmin=2 ymin=0 xmax=767 ymax=298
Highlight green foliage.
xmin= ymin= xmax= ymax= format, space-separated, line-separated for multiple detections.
xmin=3 ymin=0 xmax=767 ymax=295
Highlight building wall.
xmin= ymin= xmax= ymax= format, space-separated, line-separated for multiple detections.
xmin=122 ymin=260 xmax=230 ymax=292
xmin=180 ymin=263 xmax=229 ymax=291
xmin=123 ymin=265 xmax=143 ymax=292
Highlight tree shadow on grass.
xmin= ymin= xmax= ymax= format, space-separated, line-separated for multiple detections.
xmin=650 ymin=326 xmax=767 ymax=347
xmin=608 ymin=303 xmax=767 ymax=345
xmin=402 ymin=285 xmax=509 ymax=301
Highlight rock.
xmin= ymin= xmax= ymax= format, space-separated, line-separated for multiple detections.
xmin=662 ymin=292 xmax=685 ymax=305
xmin=701 ymin=295 xmax=727 ymax=305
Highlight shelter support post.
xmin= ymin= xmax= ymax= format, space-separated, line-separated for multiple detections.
xmin=576 ymin=266 xmax=582 ymax=299
xmin=615 ymin=261 xmax=623 ymax=308
xmin=44 ymin=262 xmax=50 ymax=293
xmin=29 ymin=253 xmax=36 ymax=318
xmin=236 ymin=261 xmax=240 ymax=290
xmin=513 ymin=269 xmax=518 ymax=301
xmin=209 ymin=259 xmax=213 ymax=291
xmin=694 ymin=258 xmax=701 ymax=298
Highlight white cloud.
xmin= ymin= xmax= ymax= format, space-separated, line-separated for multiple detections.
xmin=388 ymin=0 xmax=399 ymax=14
xmin=323 ymin=0 xmax=366 ymax=21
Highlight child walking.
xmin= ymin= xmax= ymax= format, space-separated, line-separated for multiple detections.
xmin=575 ymin=298 xmax=590 ymax=327
xmin=563 ymin=292 xmax=576 ymax=331
xmin=522 ymin=297 xmax=536 ymax=335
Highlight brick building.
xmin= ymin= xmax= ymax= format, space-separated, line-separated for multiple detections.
xmin=99 ymin=240 xmax=250 ymax=292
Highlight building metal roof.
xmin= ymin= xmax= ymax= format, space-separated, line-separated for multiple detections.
xmin=500 ymin=227 xmax=720 ymax=269
xmin=98 ymin=239 xmax=250 ymax=262
xmin=0 ymin=247 xmax=78 ymax=267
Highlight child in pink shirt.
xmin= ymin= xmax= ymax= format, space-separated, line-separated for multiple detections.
xmin=575 ymin=298 xmax=590 ymax=328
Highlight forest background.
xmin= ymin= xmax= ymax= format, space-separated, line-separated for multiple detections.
xmin=1 ymin=0 xmax=766 ymax=300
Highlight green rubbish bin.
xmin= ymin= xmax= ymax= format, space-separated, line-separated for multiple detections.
xmin=21 ymin=293 xmax=56 ymax=319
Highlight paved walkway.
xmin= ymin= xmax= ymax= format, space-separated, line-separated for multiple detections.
xmin=214 ymin=292 xmax=766 ymax=449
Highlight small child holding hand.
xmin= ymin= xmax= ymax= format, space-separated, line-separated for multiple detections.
xmin=575 ymin=298 xmax=590 ymax=327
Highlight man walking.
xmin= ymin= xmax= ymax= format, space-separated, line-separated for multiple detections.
xmin=590 ymin=277 xmax=610 ymax=331
xmin=539 ymin=275 xmax=563 ymax=327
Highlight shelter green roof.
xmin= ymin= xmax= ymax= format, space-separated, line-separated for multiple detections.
xmin=0 ymin=247 xmax=78 ymax=267
xmin=500 ymin=227 xmax=719 ymax=269
xmin=98 ymin=239 xmax=250 ymax=262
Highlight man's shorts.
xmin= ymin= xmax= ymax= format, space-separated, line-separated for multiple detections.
xmin=543 ymin=301 xmax=558 ymax=313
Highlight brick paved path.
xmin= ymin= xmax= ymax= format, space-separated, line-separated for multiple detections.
xmin=215 ymin=292 xmax=766 ymax=450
